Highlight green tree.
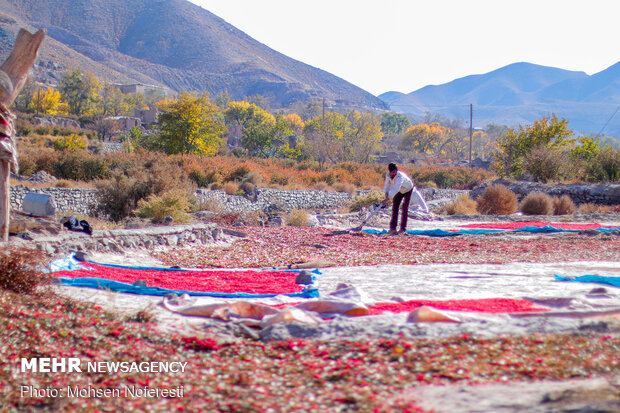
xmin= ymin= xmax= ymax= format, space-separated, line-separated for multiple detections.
xmin=59 ymin=69 xmax=102 ymax=116
xmin=155 ymin=92 xmax=226 ymax=155
xmin=99 ymin=83 xmax=129 ymax=116
xmin=225 ymin=101 xmax=276 ymax=157
xmin=493 ymin=115 xmax=574 ymax=178
xmin=345 ymin=111 xmax=383 ymax=163
xmin=570 ymin=136 xmax=600 ymax=161
xmin=380 ymin=112 xmax=411 ymax=135
xmin=303 ymin=112 xmax=349 ymax=169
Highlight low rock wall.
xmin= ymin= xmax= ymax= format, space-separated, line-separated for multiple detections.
xmin=470 ymin=181 xmax=620 ymax=205
xmin=9 ymin=182 xmax=618 ymax=220
xmin=10 ymin=185 xmax=98 ymax=215
xmin=19 ymin=223 xmax=224 ymax=256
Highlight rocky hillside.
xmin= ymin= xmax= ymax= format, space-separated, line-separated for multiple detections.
xmin=0 ymin=0 xmax=387 ymax=111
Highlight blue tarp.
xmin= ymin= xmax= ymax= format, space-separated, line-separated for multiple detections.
xmin=54 ymin=277 xmax=320 ymax=298
xmin=554 ymin=274 xmax=620 ymax=288
xmin=364 ymin=225 xmax=620 ymax=237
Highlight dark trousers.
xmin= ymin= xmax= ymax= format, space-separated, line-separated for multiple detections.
xmin=390 ymin=189 xmax=413 ymax=231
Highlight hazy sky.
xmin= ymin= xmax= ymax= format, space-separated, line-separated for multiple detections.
xmin=190 ymin=0 xmax=620 ymax=96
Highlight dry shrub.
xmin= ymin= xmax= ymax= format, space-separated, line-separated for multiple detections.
xmin=349 ymin=191 xmax=385 ymax=212
xmin=242 ymin=171 xmax=265 ymax=186
xmin=332 ymin=182 xmax=357 ymax=195
xmin=222 ymin=181 xmax=238 ymax=195
xmin=54 ymin=179 xmax=74 ymax=188
xmin=523 ymin=145 xmax=568 ymax=183
xmin=476 ymin=184 xmax=518 ymax=215
xmin=312 ymin=181 xmax=331 ymax=191
xmin=0 ymin=247 xmax=50 ymax=294
xmin=417 ymin=180 xmax=437 ymax=189
xmin=578 ymin=203 xmax=615 ymax=214
xmin=553 ymin=195 xmax=576 ymax=215
xmin=440 ymin=194 xmax=478 ymax=215
xmin=135 ymin=189 xmax=192 ymax=223
xmin=239 ymin=181 xmax=256 ymax=195
xmin=519 ymin=192 xmax=553 ymax=215
xmin=209 ymin=182 xmax=223 ymax=190
xmin=287 ymin=208 xmax=309 ymax=227
xmin=208 ymin=211 xmax=243 ymax=226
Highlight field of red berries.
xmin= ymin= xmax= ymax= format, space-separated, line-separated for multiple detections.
xmin=2 ymin=289 xmax=619 ymax=412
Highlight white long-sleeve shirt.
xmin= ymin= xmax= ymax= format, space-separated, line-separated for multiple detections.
xmin=384 ymin=170 xmax=414 ymax=199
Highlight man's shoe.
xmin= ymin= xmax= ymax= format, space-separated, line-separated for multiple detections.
xmin=398 ymin=229 xmax=407 ymax=235
xmin=387 ymin=229 xmax=398 ymax=235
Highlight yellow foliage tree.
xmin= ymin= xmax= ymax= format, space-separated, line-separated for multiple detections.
xmin=400 ymin=122 xmax=448 ymax=155
xmin=29 ymin=87 xmax=67 ymax=115
xmin=283 ymin=113 xmax=304 ymax=133
xmin=155 ymin=92 xmax=226 ymax=155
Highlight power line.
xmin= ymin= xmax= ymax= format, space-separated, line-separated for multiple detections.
xmin=597 ymin=105 xmax=620 ymax=136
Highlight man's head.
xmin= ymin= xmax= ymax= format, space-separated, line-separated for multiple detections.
xmin=388 ymin=163 xmax=398 ymax=178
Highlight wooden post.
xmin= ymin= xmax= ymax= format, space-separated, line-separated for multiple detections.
xmin=0 ymin=28 xmax=45 ymax=242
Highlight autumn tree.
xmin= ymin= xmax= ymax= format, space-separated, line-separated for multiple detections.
xmin=59 ymin=69 xmax=102 ymax=116
xmin=400 ymin=122 xmax=448 ymax=155
xmin=493 ymin=115 xmax=574 ymax=178
xmin=155 ymin=92 xmax=226 ymax=155
xmin=29 ymin=87 xmax=66 ymax=116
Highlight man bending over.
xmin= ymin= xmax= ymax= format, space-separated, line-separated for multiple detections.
xmin=381 ymin=163 xmax=413 ymax=235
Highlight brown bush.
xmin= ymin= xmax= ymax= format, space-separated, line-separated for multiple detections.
xmin=287 ymin=208 xmax=310 ymax=227
xmin=0 ymin=247 xmax=50 ymax=294
xmin=239 ymin=181 xmax=256 ymax=195
xmin=440 ymin=194 xmax=478 ymax=215
xmin=476 ymin=184 xmax=518 ymax=215
xmin=578 ymin=203 xmax=615 ymax=214
xmin=312 ymin=181 xmax=331 ymax=191
xmin=332 ymin=182 xmax=356 ymax=195
xmin=552 ymin=195 xmax=576 ymax=215
xmin=222 ymin=181 xmax=239 ymax=195
xmin=349 ymin=191 xmax=385 ymax=212
xmin=519 ymin=192 xmax=554 ymax=215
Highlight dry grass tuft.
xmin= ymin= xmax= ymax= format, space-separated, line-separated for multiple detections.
xmin=222 ymin=181 xmax=239 ymax=195
xmin=332 ymin=182 xmax=357 ymax=195
xmin=519 ymin=192 xmax=554 ymax=215
xmin=440 ymin=194 xmax=478 ymax=215
xmin=476 ymin=184 xmax=518 ymax=215
xmin=287 ymin=208 xmax=310 ymax=227
xmin=552 ymin=195 xmax=576 ymax=215
xmin=349 ymin=191 xmax=385 ymax=212
xmin=578 ymin=203 xmax=616 ymax=214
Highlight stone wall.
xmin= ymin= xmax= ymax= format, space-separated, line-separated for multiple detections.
xmin=470 ymin=181 xmax=620 ymax=205
xmin=16 ymin=223 xmax=225 ymax=256
xmin=10 ymin=185 xmax=98 ymax=215
xmin=195 ymin=188 xmax=353 ymax=213
xmin=9 ymin=182 xmax=618 ymax=219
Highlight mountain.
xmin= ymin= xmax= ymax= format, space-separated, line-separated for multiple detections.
xmin=0 ymin=0 xmax=387 ymax=111
xmin=380 ymin=62 xmax=620 ymax=138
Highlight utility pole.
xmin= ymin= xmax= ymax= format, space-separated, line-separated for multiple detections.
xmin=322 ymin=97 xmax=325 ymax=120
xmin=468 ymin=103 xmax=473 ymax=168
